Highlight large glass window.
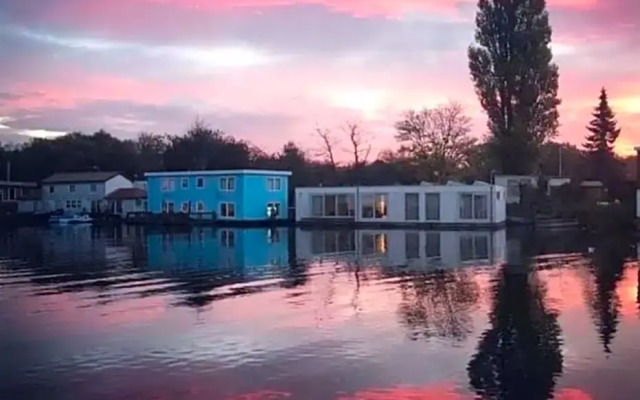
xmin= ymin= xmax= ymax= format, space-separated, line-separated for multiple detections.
xmin=311 ymin=195 xmax=323 ymax=217
xmin=361 ymin=193 xmax=388 ymax=219
xmin=405 ymin=193 xmax=419 ymax=221
xmin=311 ymin=194 xmax=355 ymax=218
xmin=324 ymin=195 xmax=337 ymax=216
xmin=220 ymin=202 xmax=236 ymax=218
xmin=459 ymin=193 xmax=488 ymax=220
xmin=425 ymin=193 xmax=440 ymax=221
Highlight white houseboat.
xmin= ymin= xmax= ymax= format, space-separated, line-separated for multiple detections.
xmin=295 ymin=181 xmax=506 ymax=228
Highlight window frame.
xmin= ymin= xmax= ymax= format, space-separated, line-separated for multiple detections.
xmin=181 ymin=177 xmax=189 ymax=189
xmin=220 ymin=177 xmax=236 ymax=192
xmin=161 ymin=178 xmax=175 ymax=192
xmin=219 ymin=202 xmax=236 ymax=218
xmin=196 ymin=177 xmax=205 ymax=189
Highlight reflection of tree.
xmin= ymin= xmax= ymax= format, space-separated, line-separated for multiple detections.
xmin=584 ymin=237 xmax=628 ymax=354
xmin=468 ymin=267 xmax=563 ymax=400
xmin=397 ymin=269 xmax=479 ymax=341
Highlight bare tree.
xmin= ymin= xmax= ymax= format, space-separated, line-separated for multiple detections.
xmin=395 ymin=102 xmax=476 ymax=181
xmin=343 ymin=122 xmax=372 ymax=167
xmin=314 ymin=126 xmax=339 ymax=169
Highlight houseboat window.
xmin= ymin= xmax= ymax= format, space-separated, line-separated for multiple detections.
xmin=220 ymin=202 xmax=236 ymax=218
xmin=404 ymin=193 xmax=419 ymax=221
xmin=311 ymin=195 xmax=323 ymax=217
xmin=162 ymin=201 xmax=175 ymax=213
xmin=181 ymin=178 xmax=189 ymax=189
xmin=196 ymin=177 xmax=205 ymax=188
xmin=362 ymin=233 xmax=388 ymax=255
xmin=459 ymin=193 xmax=487 ymax=220
xmin=324 ymin=195 xmax=337 ymax=216
xmin=90 ymin=184 xmax=97 ymax=192
xmin=425 ymin=193 xmax=440 ymax=221
xmin=473 ymin=194 xmax=488 ymax=219
xmin=267 ymin=178 xmax=282 ymax=191
xmin=405 ymin=232 xmax=420 ymax=260
xmin=220 ymin=177 xmax=235 ymax=192
xmin=196 ymin=201 xmax=205 ymax=212
xmin=425 ymin=232 xmax=441 ymax=259
xmin=221 ymin=230 xmax=235 ymax=247
xmin=49 ymin=185 xmax=55 ymax=194
xmin=69 ymin=185 xmax=75 ymax=193
xmin=181 ymin=202 xmax=190 ymax=213
xmin=161 ymin=178 xmax=176 ymax=192
xmin=337 ymin=194 xmax=354 ymax=216
xmin=361 ymin=193 xmax=387 ymax=219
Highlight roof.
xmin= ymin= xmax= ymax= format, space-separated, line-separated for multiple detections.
xmin=106 ymin=188 xmax=147 ymax=200
xmin=42 ymin=172 xmax=121 ymax=184
xmin=0 ymin=180 xmax=38 ymax=188
xmin=145 ymin=169 xmax=292 ymax=178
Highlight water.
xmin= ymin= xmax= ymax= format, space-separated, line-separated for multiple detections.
xmin=0 ymin=225 xmax=638 ymax=400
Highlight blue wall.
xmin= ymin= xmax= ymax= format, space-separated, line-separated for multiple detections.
xmin=146 ymin=171 xmax=290 ymax=221
xmin=145 ymin=228 xmax=289 ymax=271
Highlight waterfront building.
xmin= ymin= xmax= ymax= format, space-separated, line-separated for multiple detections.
xmin=295 ymin=181 xmax=506 ymax=228
xmin=40 ymin=172 xmax=133 ymax=214
xmin=105 ymin=187 xmax=148 ymax=217
xmin=145 ymin=170 xmax=291 ymax=222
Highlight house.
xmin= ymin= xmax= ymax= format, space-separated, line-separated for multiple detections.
xmin=1 ymin=180 xmax=39 ymax=213
xmin=295 ymin=229 xmax=507 ymax=268
xmin=41 ymin=171 xmax=133 ymax=213
xmin=105 ymin=188 xmax=147 ymax=217
xmin=295 ymin=181 xmax=506 ymax=228
xmin=494 ymin=175 xmax=572 ymax=204
xmin=145 ymin=169 xmax=292 ymax=221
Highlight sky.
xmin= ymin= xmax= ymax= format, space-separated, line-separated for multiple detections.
xmin=0 ymin=0 xmax=639 ymax=159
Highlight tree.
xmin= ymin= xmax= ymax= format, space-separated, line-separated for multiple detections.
xmin=343 ymin=122 xmax=372 ymax=167
xmin=135 ymin=132 xmax=167 ymax=175
xmin=469 ymin=0 xmax=561 ymax=175
xmin=395 ymin=102 xmax=476 ymax=182
xmin=583 ymin=88 xmax=622 ymax=185
xmin=314 ymin=126 xmax=339 ymax=170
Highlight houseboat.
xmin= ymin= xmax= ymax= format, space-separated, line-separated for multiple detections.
xmin=145 ymin=169 xmax=291 ymax=224
xmin=295 ymin=181 xmax=506 ymax=228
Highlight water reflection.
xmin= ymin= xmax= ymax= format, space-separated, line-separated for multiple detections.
xmin=467 ymin=255 xmax=563 ymax=400
xmin=296 ymin=229 xmax=507 ymax=269
xmin=2 ymin=226 xmax=640 ymax=399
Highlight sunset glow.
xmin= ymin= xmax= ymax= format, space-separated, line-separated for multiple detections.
xmin=0 ymin=0 xmax=638 ymax=155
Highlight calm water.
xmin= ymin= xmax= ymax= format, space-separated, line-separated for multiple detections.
xmin=1 ymin=226 xmax=639 ymax=400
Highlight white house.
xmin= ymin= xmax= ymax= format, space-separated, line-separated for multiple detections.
xmin=296 ymin=229 xmax=507 ymax=269
xmin=295 ymin=181 xmax=506 ymax=227
xmin=40 ymin=171 xmax=133 ymax=213
xmin=105 ymin=187 xmax=147 ymax=217
xmin=494 ymin=175 xmax=572 ymax=204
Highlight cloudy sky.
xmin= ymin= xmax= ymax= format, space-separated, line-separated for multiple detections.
xmin=0 ymin=0 xmax=638 ymax=158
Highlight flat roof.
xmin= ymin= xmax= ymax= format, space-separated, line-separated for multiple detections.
xmin=145 ymin=169 xmax=292 ymax=177
xmin=0 ymin=180 xmax=38 ymax=188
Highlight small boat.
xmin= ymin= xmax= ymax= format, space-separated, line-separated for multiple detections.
xmin=49 ymin=214 xmax=93 ymax=225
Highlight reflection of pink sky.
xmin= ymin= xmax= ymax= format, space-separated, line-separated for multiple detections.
xmin=2 ymin=0 xmax=639 ymax=155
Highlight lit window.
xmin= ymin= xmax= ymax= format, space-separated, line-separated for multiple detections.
xmin=361 ymin=193 xmax=387 ymax=219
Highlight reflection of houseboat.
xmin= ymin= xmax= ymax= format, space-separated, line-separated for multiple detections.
xmin=296 ymin=229 xmax=507 ymax=268
xmin=295 ymin=182 xmax=506 ymax=228
xmin=146 ymin=228 xmax=289 ymax=272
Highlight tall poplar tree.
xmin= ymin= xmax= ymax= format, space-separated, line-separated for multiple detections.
xmin=583 ymin=88 xmax=621 ymax=185
xmin=469 ymin=0 xmax=561 ymax=175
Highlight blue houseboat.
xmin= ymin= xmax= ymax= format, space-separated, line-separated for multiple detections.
xmin=145 ymin=170 xmax=291 ymax=222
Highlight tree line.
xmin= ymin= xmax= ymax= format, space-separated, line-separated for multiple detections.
xmin=0 ymin=0 xmax=633 ymax=192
